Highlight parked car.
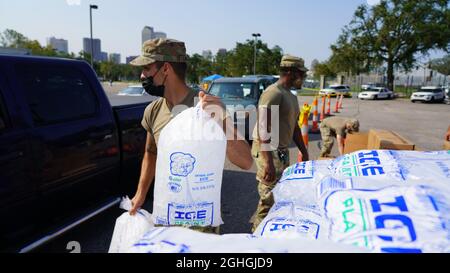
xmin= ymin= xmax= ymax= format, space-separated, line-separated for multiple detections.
xmin=207 ymin=76 xmax=275 ymax=140
xmin=0 ymin=55 xmax=154 ymax=252
xmin=117 ymin=85 xmax=147 ymax=96
xmin=410 ymin=86 xmax=445 ymax=103
xmin=319 ymin=85 xmax=352 ymax=98
xmin=361 ymin=82 xmax=384 ymax=90
xmin=358 ymin=87 xmax=394 ymax=100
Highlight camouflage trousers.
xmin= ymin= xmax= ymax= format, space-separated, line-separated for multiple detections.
xmin=250 ymin=142 xmax=290 ymax=232
xmin=155 ymin=224 xmax=220 ymax=234
xmin=320 ymin=124 xmax=335 ymax=157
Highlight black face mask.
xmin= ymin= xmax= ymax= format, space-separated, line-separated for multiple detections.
xmin=142 ymin=66 xmax=166 ymax=97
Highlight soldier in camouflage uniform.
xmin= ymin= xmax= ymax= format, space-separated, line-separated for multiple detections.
xmin=128 ymin=38 xmax=253 ymax=234
xmin=250 ymin=55 xmax=309 ymax=232
xmin=319 ymin=116 xmax=360 ymax=157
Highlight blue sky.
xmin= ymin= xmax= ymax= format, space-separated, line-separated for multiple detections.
xmin=0 ymin=0 xmax=443 ymax=66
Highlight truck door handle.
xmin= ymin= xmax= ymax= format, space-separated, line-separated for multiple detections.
xmin=0 ymin=151 xmax=24 ymax=162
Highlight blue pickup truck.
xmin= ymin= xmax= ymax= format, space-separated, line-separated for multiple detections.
xmin=207 ymin=76 xmax=276 ymax=141
xmin=0 ymin=55 xmax=153 ymax=252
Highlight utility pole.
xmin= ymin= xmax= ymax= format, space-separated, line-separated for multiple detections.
xmin=252 ymin=33 xmax=261 ymax=75
xmin=89 ymin=4 xmax=98 ymax=67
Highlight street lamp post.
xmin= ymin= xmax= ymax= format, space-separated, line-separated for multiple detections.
xmin=252 ymin=33 xmax=261 ymax=75
xmin=89 ymin=4 xmax=98 ymax=67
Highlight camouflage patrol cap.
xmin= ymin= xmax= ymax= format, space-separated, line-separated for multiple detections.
xmin=130 ymin=38 xmax=187 ymax=66
xmin=348 ymin=119 xmax=360 ymax=132
xmin=280 ymin=54 xmax=308 ymax=72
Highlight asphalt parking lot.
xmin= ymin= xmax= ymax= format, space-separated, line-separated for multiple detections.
xmin=34 ymin=87 xmax=449 ymax=253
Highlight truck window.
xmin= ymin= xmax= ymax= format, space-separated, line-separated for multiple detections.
xmin=16 ymin=64 xmax=98 ymax=125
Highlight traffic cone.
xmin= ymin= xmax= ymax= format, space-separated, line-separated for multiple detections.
xmin=320 ymin=95 xmax=326 ymax=121
xmin=339 ymin=93 xmax=344 ymax=109
xmin=334 ymin=95 xmax=340 ymax=113
xmin=326 ymin=94 xmax=331 ymax=116
xmin=298 ymin=103 xmax=311 ymax=162
xmin=311 ymin=96 xmax=319 ymax=133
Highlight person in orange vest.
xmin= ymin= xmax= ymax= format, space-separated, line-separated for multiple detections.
xmin=445 ymin=125 xmax=450 ymax=141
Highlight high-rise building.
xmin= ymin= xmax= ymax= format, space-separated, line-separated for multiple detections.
xmin=83 ymin=38 xmax=101 ymax=62
xmin=126 ymin=56 xmax=138 ymax=64
xmin=142 ymin=26 xmax=167 ymax=44
xmin=202 ymin=50 xmax=213 ymax=60
xmin=142 ymin=26 xmax=154 ymax=44
xmin=100 ymin=52 xmax=108 ymax=62
xmin=109 ymin=53 xmax=121 ymax=64
xmin=217 ymin=48 xmax=227 ymax=56
xmin=47 ymin=37 xmax=68 ymax=54
xmin=153 ymin=32 xmax=167 ymax=39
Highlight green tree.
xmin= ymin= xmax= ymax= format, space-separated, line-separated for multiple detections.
xmin=310 ymin=59 xmax=320 ymax=72
xmin=214 ymin=50 xmax=229 ymax=76
xmin=186 ymin=53 xmax=202 ymax=83
xmin=227 ymin=41 xmax=254 ymax=76
xmin=313 ymin=61 xmax=336 ymax=79
xmin=431 ymin=55 xmax=450 ymax=77
xmin=333 ymin=0 xmax=450 ymax=90
xmin=1 ymin=29 xmax=77 ymax=58
xmin=258 ymin=45 xmax=283 ymax=75
xmin=186 ymin=53 xmax=213 ymax=83
xmin=329 ymin=29 xmax=374 ymax=77
xmin=0 ymin=29 xmax=28 ymax=48
xmin=227 ymin=39 xmax=283 ymax=76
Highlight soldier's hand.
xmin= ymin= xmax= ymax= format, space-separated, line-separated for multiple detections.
xmin=130 ymin=193 xmax=146 ymax=216
xmin=262 ymin=161 xmax=276 ymax=185
xmin=199 ymin=91 xmax=226 ymax=120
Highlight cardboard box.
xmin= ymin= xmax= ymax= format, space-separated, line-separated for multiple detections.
xmin=367 ymin=129 xmax=415 ymax=150
xmin=342 ymin=130 xmax=416 ymax=155
xmin=444 ymin=141 xmax=450 ymax=150
xmin=344 ymin=132 xmax=369 ymax=154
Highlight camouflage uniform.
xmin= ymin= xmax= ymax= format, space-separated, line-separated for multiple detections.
xmin=251 ymin=142 xmax=290 ymax=231
xmin=250 ymin=55 xmax=308 ymax=232
xmin=319 ymin=123 xmax=335 ymax=157
xmin=131 ymin=38 xmax=219 ymax=235
xmin=320 ymin=116 xmax=360 ymax=157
